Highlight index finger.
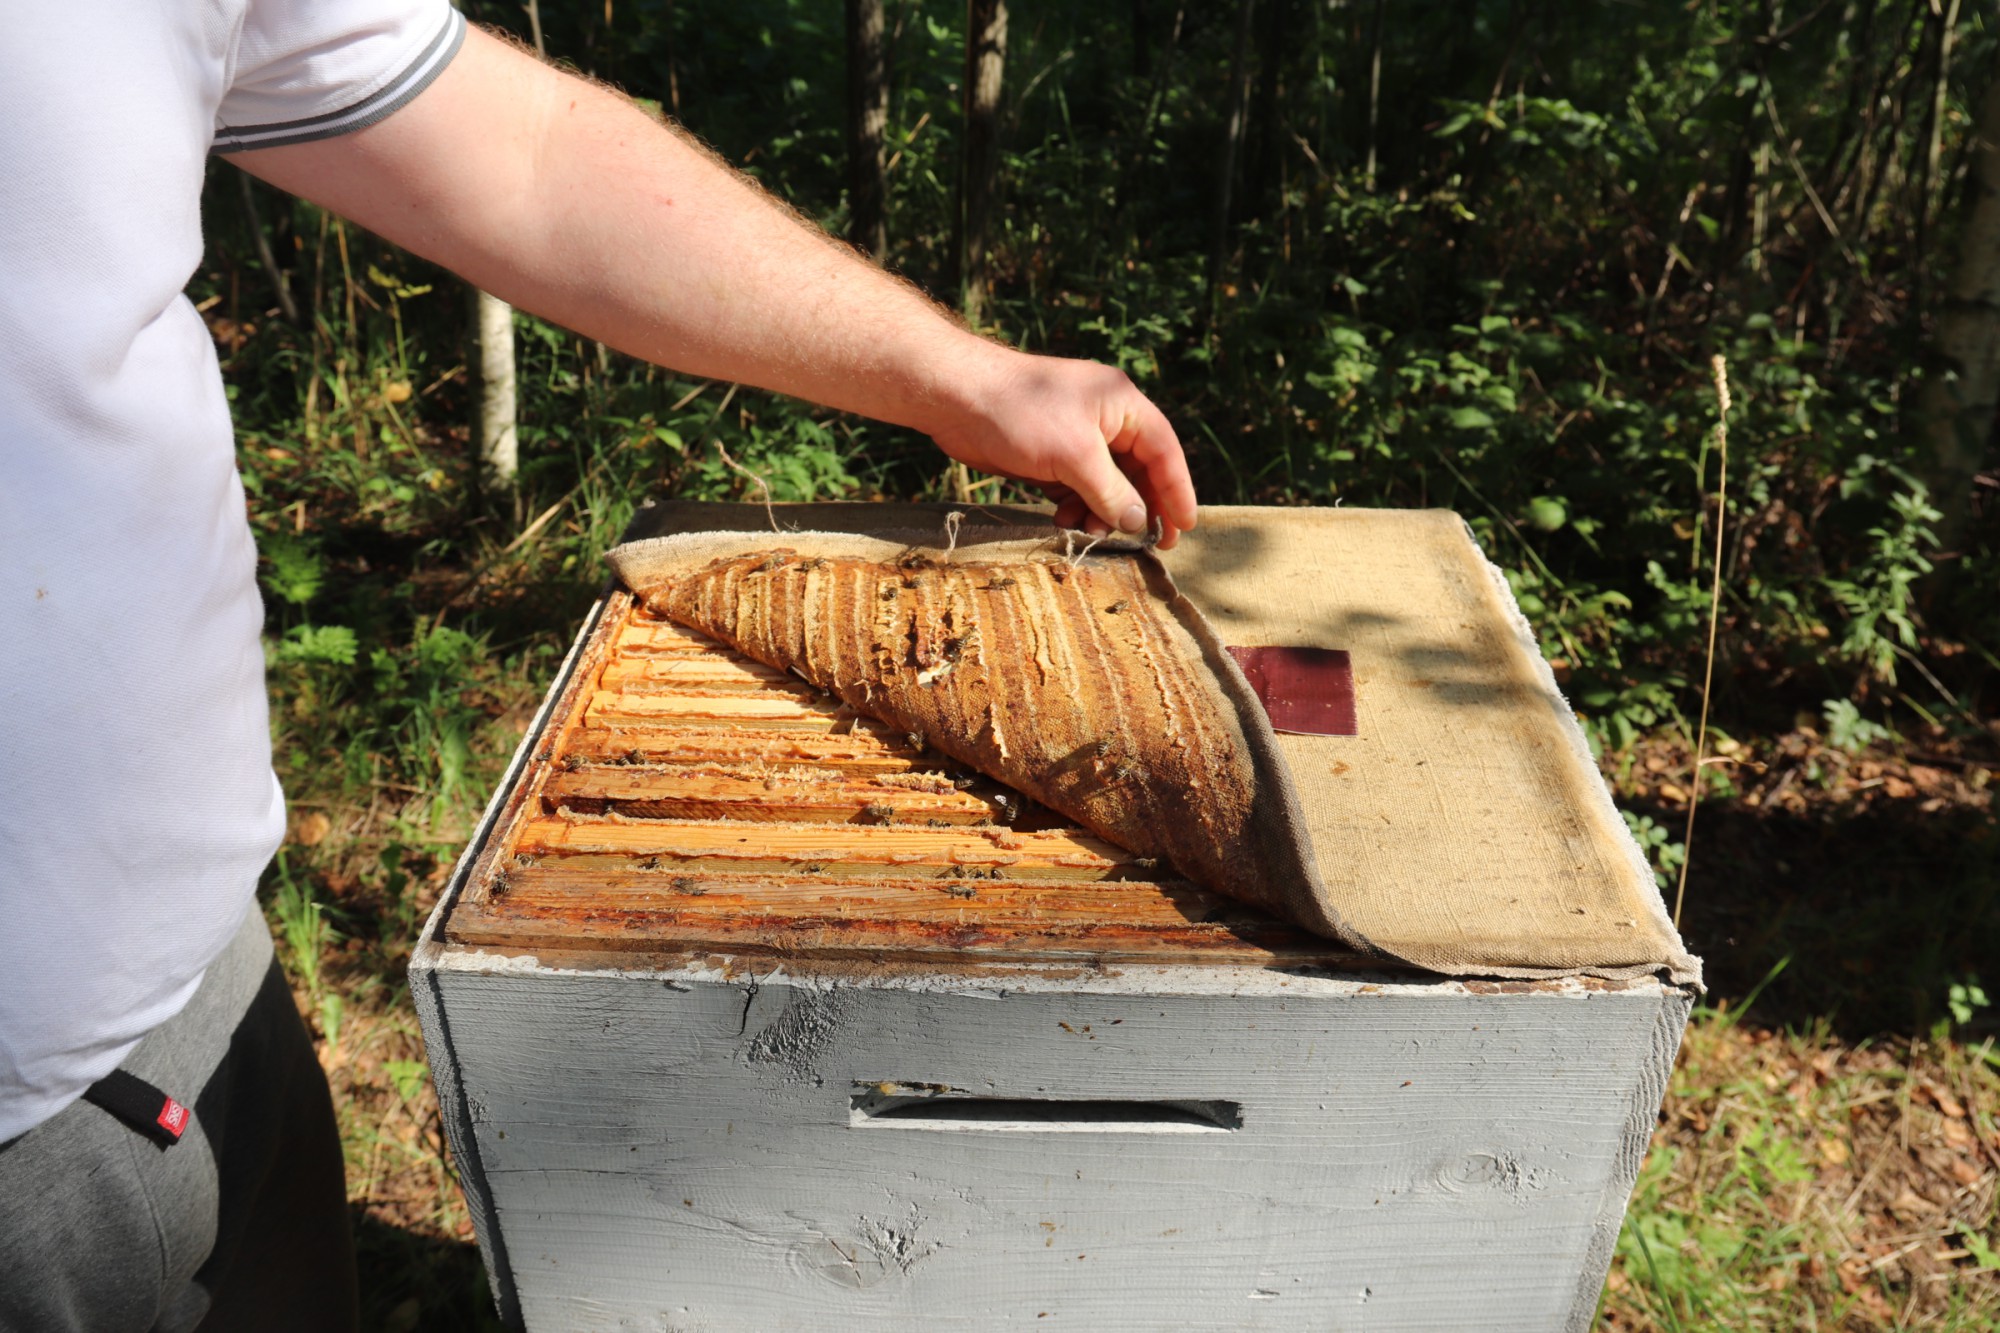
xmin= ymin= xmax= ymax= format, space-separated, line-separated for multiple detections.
xmin=1103 ymin=391 xmax=1198 ymax=536
xmin=1112 ymin=452 xmax=1186 ymax=549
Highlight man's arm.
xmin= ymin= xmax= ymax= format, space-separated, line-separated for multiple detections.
xmin=233 ymin=25 xmax=1196 ymax=544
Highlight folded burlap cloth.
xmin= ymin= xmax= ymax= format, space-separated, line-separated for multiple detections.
xmin=608 ymin=502 xmax=1701 ymax=988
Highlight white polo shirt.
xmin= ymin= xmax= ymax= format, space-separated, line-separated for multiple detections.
xmin=0 ymin=0 xmax=464 ymax=1142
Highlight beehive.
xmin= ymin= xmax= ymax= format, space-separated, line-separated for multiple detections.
xmin=414 ymin=503 xmax=1696 ymax=1331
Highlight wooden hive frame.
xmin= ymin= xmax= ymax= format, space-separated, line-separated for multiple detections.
xmin=442 ymin=589 xmax=1373 ymax=970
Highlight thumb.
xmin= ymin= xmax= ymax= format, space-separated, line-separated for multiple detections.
xmin=1056 ymin=440 xmax=1149 ymax=535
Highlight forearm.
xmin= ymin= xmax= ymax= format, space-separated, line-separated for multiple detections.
xmin=238 ymin=24 xmax=1197 ymax=542
xmin=238 ymin=26 xmax=992 ymax=435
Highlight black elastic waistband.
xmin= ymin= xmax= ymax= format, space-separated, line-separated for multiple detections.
xmin=81 ymin=1069 xmax=191 ymax=1150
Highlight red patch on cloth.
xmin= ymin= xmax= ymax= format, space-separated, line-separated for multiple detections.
xmin=156 ymin=1097 xmax=190 ymax=1140
xmin=1225 ymin=646 xmax=1357 ymax=737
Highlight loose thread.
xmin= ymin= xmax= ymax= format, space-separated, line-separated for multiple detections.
xmin=942 ymin=510 xmax=964 ymax=556
xmin=1066 ymin=530 xmax=1109 ymax=567
xmin=714 ymin=440 xmax=779 ymax=534
xmin=1674 ymin=354 xmax=1731 ymax=931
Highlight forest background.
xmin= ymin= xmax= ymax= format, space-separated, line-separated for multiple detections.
xmin=197 ymin=0 xmax=1999 ymax=1326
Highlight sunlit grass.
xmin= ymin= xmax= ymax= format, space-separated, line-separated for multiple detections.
xmin=1602 ymin=1013 xmax=2000 ymax=1330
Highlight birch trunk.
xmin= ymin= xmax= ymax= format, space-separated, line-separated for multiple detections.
xmin=1915 ymin=73 xmax=2000 ymax=550
xmin=846 ymin=0 xmax=889 ymax=262
xmin=470 ymin=0 xmax=537 ymax=499
xmin=475 ymin=287 xmax=519 ymax=490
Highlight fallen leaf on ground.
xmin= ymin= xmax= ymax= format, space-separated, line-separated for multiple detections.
xmin=294 ymin=811 xmax=332 ymax=846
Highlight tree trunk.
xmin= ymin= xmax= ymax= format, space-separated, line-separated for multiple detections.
xmin=470 ymin=276 xmax=519 ymax=494
xmin=1915 ymin=73 xmax=2000 ymax=551
xmin=235 ymin=170 xmax=300 ymax=325
xmin=523 ymin=0 xmax=545 ymax=55
xmin=1206 ymin=0 xmax=1257 ymax=319
xmin=468 ymin=0 xmax=541 ymax=501
xmin=957 ymin=0 xmax=1008 ymax=323
xmin=662 ymin=0 xmax=681 ymax=114
xmin=1363 ymin=0 xmax=1385 ymax=192
xmin=846 ymin=0 xmax=890 ymax=262
xmin=474 ymin=287 xmax=519 ymax=493
xmin=1912 ymin=0 xmax=1963 ymax=314
xmin=1248 ymin=0 xmax=1287 ymax=215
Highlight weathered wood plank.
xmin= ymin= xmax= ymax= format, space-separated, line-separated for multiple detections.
xmin=598 ymin=655 xmax=808 ymax=693
xmin=612 ymin=617 xmax=725 ymax=653
xmin=421 ymin=961 xmax=1689 ymax=1332
xmin=560 ymin=725 xmax=930 ymax=773
xmin=498 ymin=865 xmax=1218 ymax=918
xmin=542 ymin=765 xmax=1002 ymax=825
xmin=449 ymin=908 xmax=1331 ymax=965
xmin=444 ymin=591 xmax=632 ymax=925
xmin=450 ymin=858 xmax=1338 ymax=964
xmin=584 ymin=689 xmax=854 ymax=731
xmin=513 ymin=815 xmax=1136 ymax=879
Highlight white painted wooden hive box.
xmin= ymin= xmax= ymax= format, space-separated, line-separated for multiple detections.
xmin=414 ymin=502 xmax=1700 ymax=1332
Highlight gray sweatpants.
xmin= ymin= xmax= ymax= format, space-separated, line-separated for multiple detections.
xmin=0 ymin=905 xmax=358 ymax=1332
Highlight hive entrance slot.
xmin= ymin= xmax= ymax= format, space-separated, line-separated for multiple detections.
xmin=850 ymin=1091 xmax=1242 ymax=1134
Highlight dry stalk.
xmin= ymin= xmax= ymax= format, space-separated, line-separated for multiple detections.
xmin=1675 ymin=354 xmax=1732 ymax=930
xmin=714 ymin=440 xmax=780 ymax=533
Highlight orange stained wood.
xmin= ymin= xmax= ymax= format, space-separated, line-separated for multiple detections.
xmin=446 ymin=594 xmax=1367 ymax=968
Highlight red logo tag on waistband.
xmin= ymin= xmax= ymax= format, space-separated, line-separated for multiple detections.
xmin=82 ymin=1069 xmax=192 ymax=1149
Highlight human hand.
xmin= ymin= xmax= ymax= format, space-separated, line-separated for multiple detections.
xmin=925 ymin=347 xmax=1198 ymax=549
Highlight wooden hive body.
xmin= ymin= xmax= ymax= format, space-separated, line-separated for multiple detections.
xmin=413 ymin=505 xmax=1692 ymax=1331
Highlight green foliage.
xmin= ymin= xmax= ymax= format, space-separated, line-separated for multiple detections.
xmin=1825 ymin=483 xmax=1942 ymax=683
xmin=1622 ymin=810 xmax=1688 ymax=893
xmin=268 ymin=848 xmax=334 ymax=1000
xmin=384 ymin=1059 xmax=430 ymax=1106
xmin=272 ymin=623 xmax=360 ymax=666
xmin=1823 ymin=698 xmax=1896 ymax=755
xmin=261 ymin=532 xmax=326 ymax=606
xmin=1960 ymin=1225 xmax=2000 ymax=1273
xmin=205 ymin=2 xmax=2000 ymax=775
xmin=318 ymin=992 xmax=345 ymax=1053
xmin=1946 ymin=977 xmax=1990 ymax=1029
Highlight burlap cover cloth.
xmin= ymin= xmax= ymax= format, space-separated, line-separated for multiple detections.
xmin=613 ymin=501 xmax=1701 ymax=987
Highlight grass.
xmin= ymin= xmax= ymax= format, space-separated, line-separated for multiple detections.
xmin=1592 ymin=729 xmax=2000 ymax=1330
xmin=1602 ymin=1014 xmax=2000 ymax=1330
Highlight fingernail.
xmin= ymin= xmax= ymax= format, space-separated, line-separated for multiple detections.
xmin=1118 ymin=502 xmax=1147 ymax=533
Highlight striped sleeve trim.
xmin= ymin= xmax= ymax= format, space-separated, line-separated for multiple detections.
xmin=212 ymin=9 xmax=467 ymax=155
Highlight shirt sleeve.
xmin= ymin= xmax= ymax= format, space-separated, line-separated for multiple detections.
xmin=212 ymin=1 xmax=465 ymax=153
